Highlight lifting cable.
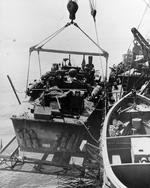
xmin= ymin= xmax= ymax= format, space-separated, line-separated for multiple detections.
xmin=34 ymin=23 xmax=71 ymax=49
xmin=74 ymin=22 xmax=108 ymax=60
xmin=89 ymin=0 xmax=105 ymax=80
xmin=26 ymin=21 xmax=107 ymax=91
xmin=89 ymin=0 xmax=97 ymax=22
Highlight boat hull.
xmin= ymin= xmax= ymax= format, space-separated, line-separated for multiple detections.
xmin=102 ymin=92 xmax=150 ymax=188
xmin=11 ymin=117 xmax=85 ymax=155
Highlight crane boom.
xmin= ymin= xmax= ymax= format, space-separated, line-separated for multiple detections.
xmin=131 ymin=27 xmax=150 ymax=50
xmin=131 ymin=27 xmax=150 ymax=66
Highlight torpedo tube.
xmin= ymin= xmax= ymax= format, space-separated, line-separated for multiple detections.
xmin=67 ymin=0 xmax=78 ymax=22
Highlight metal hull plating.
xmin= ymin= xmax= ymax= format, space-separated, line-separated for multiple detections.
xmin=11 ymin=117 xmax=85 ymax=155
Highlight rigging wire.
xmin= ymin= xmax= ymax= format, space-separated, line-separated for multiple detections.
xmin=89 ymin=0 xmax=106 ymax=80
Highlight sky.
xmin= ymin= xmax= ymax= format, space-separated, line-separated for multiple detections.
xmin=0 ymin=0 xmax=150 ymax=78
